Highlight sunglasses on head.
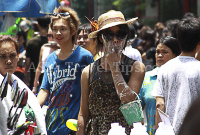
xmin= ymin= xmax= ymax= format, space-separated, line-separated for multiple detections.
xmin=102 ymin=29 xmax=128 ymax=41
xmin=50 ymin=12 xmax=70 ymax=17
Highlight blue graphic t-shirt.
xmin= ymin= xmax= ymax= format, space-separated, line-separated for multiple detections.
xmin=139 ymin=67 xmax=159 ymax=135
xmin=40 ymin=46 xmax=93 ymax=135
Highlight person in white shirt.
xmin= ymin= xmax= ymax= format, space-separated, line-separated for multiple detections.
xmin=122 ymin=24 xmax=142 ymax=62
xmin=152 ymin=18 xmax=200 ymax=134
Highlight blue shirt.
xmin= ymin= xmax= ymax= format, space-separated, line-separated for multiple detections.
xmin=40 ymin=46 xmax=93 ymax=135
xmin=139 ymin=67 xmax=159 ymax=135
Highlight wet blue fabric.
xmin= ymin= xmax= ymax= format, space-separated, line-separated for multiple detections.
xmin=36 ymin=0 xmax=60 ymax=13
xmin=0 ymin=0 xmax=30 ymax=11
xmin=0 ymin=0 xmax=60 ymax=17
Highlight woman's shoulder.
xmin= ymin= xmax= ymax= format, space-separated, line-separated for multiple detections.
xmin=82 ymin=62 xmax=95 ymax=75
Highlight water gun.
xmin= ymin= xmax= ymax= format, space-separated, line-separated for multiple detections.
xmin=66 ymin=119 xmax=78 ymax=131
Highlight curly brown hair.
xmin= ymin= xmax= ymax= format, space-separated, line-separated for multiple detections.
xmin=0 ymin=35 xmax=20 ymax=54
xmin=50 ymin=7 xmax=81 ymax=44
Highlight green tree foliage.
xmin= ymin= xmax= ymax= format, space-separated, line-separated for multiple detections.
xmin=160 ymin=0 xmax=183 ymax=23
xmin=71 ymin=0 xmax=197 ymax=27
xmin=112 ymin=0 xmax=136 ymax=19
xmin=72 ymin=0 xmax=94 ymax=24
xmin=98 ymin=0 xmax=117 ymax=14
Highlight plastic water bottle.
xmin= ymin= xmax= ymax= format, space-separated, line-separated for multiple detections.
xmin=120 ymin=127 xmax=127 ymax=135
xmin=108 ymin=123 xmax=127 ymax=135
xmin=130 ymin=122 xmax=148 ymax=135
xmin=108 ymin=123 xmax=119 ymax=135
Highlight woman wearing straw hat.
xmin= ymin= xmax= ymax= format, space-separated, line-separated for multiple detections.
xmin=77 ymin=11 xmax=145 ymax=135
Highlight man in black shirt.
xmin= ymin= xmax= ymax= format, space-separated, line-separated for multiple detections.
xmin=25 ymin=17 xmax=50 ymax=90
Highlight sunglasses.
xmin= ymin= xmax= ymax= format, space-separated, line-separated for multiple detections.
xmin=102 ymin=29 xmax=128 ymax=41
xmin=50 ymin=12 xmax=70 ymax=17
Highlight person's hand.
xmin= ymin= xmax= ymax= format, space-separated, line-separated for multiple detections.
xmin=104 ymin=40 xmax=123 ymax=69
xmin=32 ymin=87 xmax=37 ymax=95
xmin=101 ymin=34 xmax=125 ymax=70
xmin=105 ymin=49 xmax=122 ymax=69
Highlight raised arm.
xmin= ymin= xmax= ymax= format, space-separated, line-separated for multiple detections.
xmin=112 ymin=60 xmax=145 ymax=104
xmin=77 ymin=65 xmax=91 ymax=135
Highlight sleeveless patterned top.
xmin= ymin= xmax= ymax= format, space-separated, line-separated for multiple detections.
xmin=86 ymin=55 xmax=136 ymax=135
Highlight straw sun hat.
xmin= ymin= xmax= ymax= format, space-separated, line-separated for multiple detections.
xmin=88 ymin=10 xmax=138 ymax=38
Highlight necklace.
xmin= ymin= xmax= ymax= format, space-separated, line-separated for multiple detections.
xmin=59 ymin=45 xmax=76 ymax=59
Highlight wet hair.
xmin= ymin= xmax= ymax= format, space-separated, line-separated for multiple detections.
xmin=177 ymin=18 xmax=200 ymax=52
xmin=0 ymin=35 xmax=20 ymax=54
xmin=50 ymin=7 xmax=81 ymax=44
xmin=156 ymin=36 xmax=181 ymax=56
xmin=78 ymin=23 xmax=92 ymax=35
xmin=97 ymin=24 xmax=129 ymax=50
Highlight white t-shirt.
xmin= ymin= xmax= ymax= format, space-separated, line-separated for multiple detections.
xmin=122 ymin=45 xmax=142 ymax=62
xmin=152 ymin=56 xmax=200 ymax=134
xmin=1 ymin=74 xmax=47 ymax=134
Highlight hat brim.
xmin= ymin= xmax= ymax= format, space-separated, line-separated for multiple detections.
xmin=88 ymin=17 xmax=138 ymax=38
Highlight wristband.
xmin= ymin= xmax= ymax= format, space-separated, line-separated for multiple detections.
xmin=33 ymin=87 xmax=37 ymax=90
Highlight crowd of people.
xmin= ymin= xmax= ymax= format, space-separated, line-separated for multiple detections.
xmin=0 ymin=5 xmax=200 ymax=135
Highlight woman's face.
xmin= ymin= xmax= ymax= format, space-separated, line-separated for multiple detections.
xmin=77 ymin=30 xmax=90 ymax=49
xmin=52 ymin=18 xmax=71 ymax=45
xmin=156 ymin=43 xmax=175 ymax=67
xmin=0 ymin=42 xmax=18 ymax=76
xmin=101 ymin=26 xmax=127 ymax=55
